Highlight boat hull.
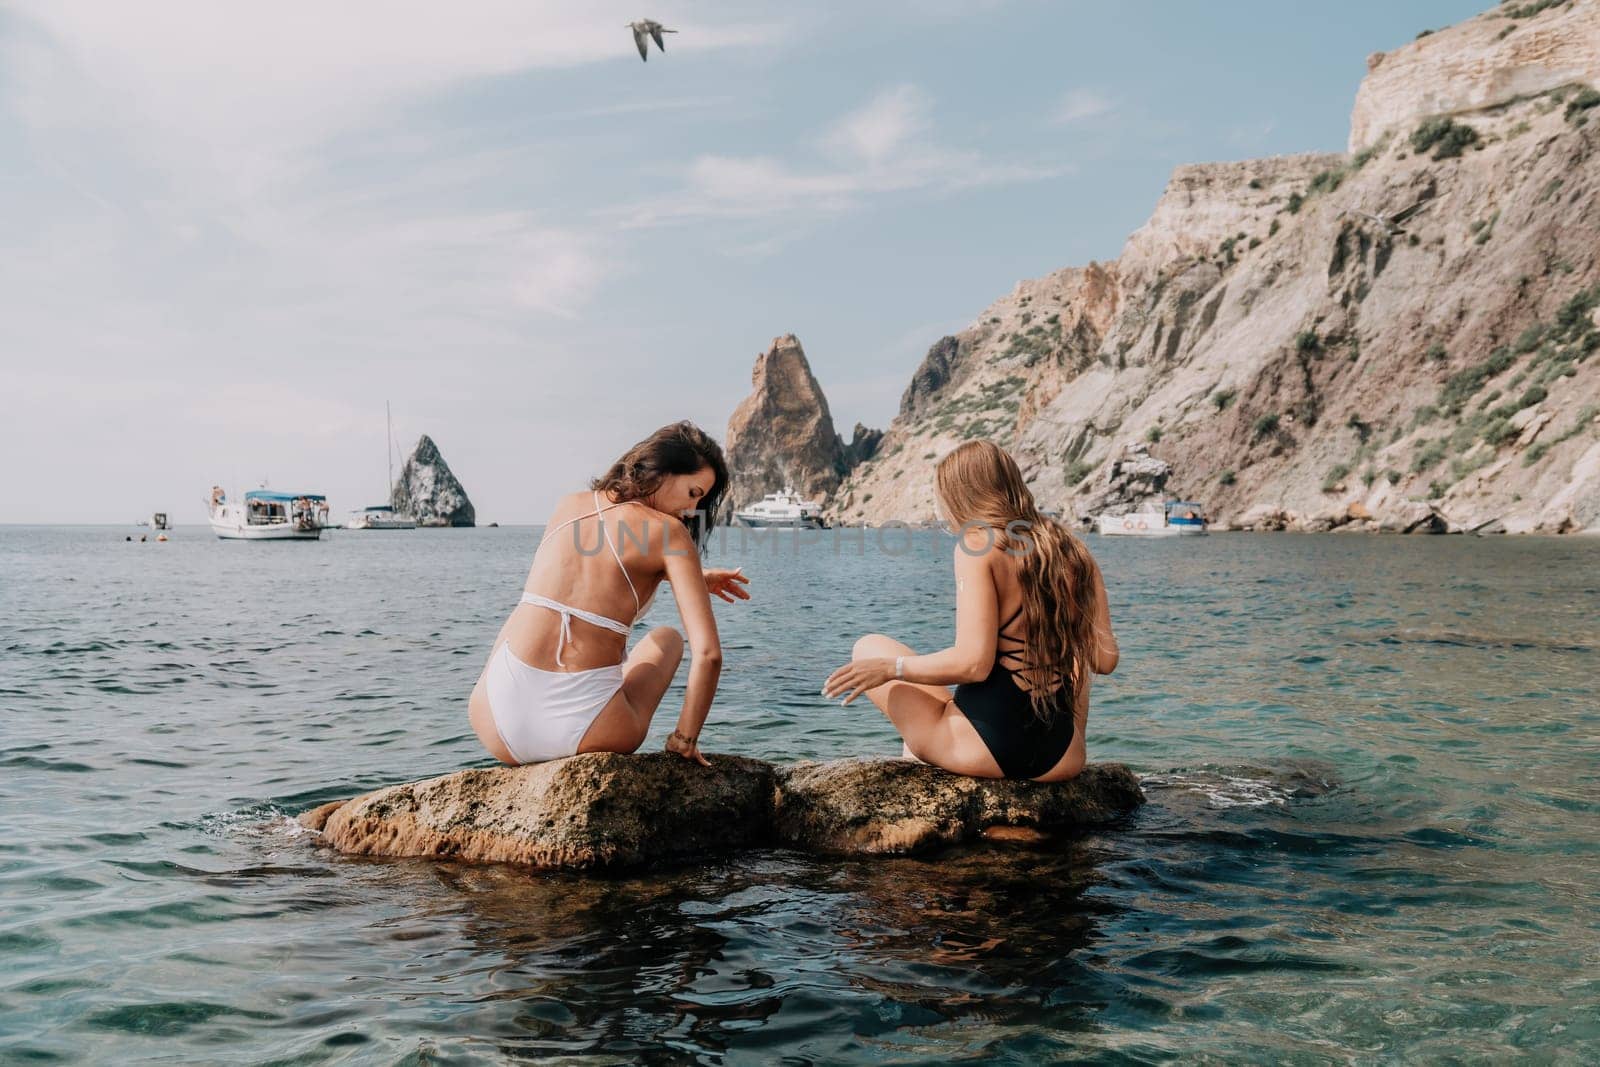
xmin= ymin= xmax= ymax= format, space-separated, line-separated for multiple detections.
xmin=210 ymin=520 xmax=321 ymax=540
xmin=733 ymin=515 xmax=824 ymax=529
xmin=344 ymin=518 xmax=417 ymax=530
xmin=1095 ymin=515 xmax=1207 ymax=537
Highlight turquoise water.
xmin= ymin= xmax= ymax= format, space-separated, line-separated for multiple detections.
xmin=2 ymin=525 xmax=1597 ymax=1063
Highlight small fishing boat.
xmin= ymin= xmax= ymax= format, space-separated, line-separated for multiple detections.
xmin=1095 ymin=500 xmax=1209 ymax=537
xmin=209 ymin=487 xmax=329 ymax=540
xmin=733 ymin=487 xmax=825 ymax=528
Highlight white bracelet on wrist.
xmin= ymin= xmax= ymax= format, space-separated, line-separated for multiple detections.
xmin=895 ymin=656 xmax=904 ymax=680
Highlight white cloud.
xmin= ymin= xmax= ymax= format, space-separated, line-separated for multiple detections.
xmin=821 ymin=85 xmax=931 ymax=165
xmin=1052 ymin=88 xmax=1114 ymax=125
xmin=614 ymin=86 xmax=1071 ymax=231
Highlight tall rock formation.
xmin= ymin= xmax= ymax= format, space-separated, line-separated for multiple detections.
xmin=834 ymin=0 xmax=1600 ymax=534
xmin=725 ymin=335 xmax=881 ymax=508
xmin=393 ymin=435 xmax=475 ymax=527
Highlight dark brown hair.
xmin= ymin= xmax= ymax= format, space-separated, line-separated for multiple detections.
xmin=936 ymin=439 xmax=1100 ymax=722
xmin=591 ymin=421 xmax=729 ymax=552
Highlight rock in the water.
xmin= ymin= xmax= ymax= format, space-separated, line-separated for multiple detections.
xmin=302 ymin=753 xmax=776 ymax=869
xmin=724 ymin=334 xmax=880 ymax=512
xmin=774 ymin=759 xmax=1145 ymax=855
xmin=300 ymin=755 xmax=1146 ymax=869
xmin=392 ymin=434 xmax=475 ymax=527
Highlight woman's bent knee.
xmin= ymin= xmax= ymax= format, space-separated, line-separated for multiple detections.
xmin=853 ymin=633 xmax=892 ymax=658
xmin=649 ymin=626 xmax=684 ymax=653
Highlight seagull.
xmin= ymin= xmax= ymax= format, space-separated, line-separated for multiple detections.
xmin=628 ymin=19 xmax=676 ymax=62
xmin=1340 ymin=194 xmax=1441 ymax=237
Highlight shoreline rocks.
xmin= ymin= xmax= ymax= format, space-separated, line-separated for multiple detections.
xmin=300 ymin=753 xmax=1145 ymax=871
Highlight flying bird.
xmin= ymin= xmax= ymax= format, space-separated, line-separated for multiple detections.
xmin=1340 ymin=194 xmax=1441 ymax=237
xmin=628 ymin=19 xmax=677 ymax=62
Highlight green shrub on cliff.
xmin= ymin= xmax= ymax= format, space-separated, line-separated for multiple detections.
xmin=1438 ymin=347 xmax=1517 ymax=415
xmin=1309 ymin=168 xmax=1345 ymax=196
xmin=1554 ymin=286 xmax=1600 ymax=338
xmin=1504 ymin=0 xmax=1569 ymax=19
xmin=1410 ymin=117 xmax=1479 ymax=160
xmin=1411 ymin=439 xmax=1447 ymax=473
xmin=1566 ymin=87 xmax=1600 ymax=125
xmin=1252 ymin=413 xmax=1280 ymax=440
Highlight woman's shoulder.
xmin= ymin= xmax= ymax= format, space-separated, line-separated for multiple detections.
xmin=608 ymin=498 xmax=691 ymax=552
xmin=952 ymin=524 xmax=1004 ymax=570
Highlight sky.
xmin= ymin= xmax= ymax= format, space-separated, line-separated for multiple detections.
xmin=0 ymin=0 xmax=1491 ymax=524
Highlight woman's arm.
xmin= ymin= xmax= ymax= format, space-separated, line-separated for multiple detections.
xmin=1088 ymin=556 xmax=1119 ymax=675
xmin=823 ymin=531 xmax=998 ymax=703
xmin=661 ymin=517 xmax=723 ymax=764
xmin=898 ymin=534 xmax=1000 ymax=685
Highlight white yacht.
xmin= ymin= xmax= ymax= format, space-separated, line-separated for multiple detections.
xmin=345 ymin=505 xmax=417 ymax=530
xmin=1095 ymin=500 xmax=1209 ymax=537
xmin=345 ymin=401 xmax=417 ymax=531
xmin=733 ymin=487 xmax=825 ymax=528
xmin=209 ymin=487 xmax=329 ymax=540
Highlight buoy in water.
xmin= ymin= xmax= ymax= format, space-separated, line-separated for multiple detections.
xmin=157 ymin=534 xmax=168 ymax=542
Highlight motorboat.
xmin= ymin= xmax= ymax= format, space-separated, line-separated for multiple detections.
xmin=209 ymin=486 xmax=329 ymax=540
xmin=733 ymin=487 xmax=825 ymax=528
xmin=1095 ymin=500 xmax=1209 ymax=537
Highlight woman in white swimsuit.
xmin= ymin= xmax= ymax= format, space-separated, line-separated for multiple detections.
xmin=468 ymin=422 xmax=748 ymax=768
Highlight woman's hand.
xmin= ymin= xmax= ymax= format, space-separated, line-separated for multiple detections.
xmin=704 ymin=567 xmax=750 ymax=603
xmin=822 ymin=657 xmax=896 ymax=705
xmin=666 ymin=729 xmax=711 ymax=767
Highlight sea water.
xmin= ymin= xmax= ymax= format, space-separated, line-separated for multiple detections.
xmin=2 ymin=526 xmax=1597 ymax=1062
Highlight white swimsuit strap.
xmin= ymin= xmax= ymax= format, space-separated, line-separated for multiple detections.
xmin=519 ymin=592 xmax=631 ymax=667
xmin=541 ymin=495 xmax=629 ymax=543
xmin=592 ymin=490 xmax=642 ymax=613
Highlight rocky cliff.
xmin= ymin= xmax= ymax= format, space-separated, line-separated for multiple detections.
xmin=393 ymin=435 xmax=475 ymax=527
xmin=833 ymin=0 xmax=1600 ymax=533
xmin=725 ymin=334 xmax=881 ymax=508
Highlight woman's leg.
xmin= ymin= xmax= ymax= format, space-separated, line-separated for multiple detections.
xmin=578 ymin=626 xmax=684 ymax=754
xmin=850 ymin=634 xmax=1003 ymax=777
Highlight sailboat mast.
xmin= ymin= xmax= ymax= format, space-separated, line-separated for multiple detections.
xmin=386 ymin=401 xmax=394 ymax=498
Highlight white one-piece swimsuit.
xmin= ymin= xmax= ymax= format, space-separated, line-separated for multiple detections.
xmin=484 ymin=492 xmax=657 ymax=764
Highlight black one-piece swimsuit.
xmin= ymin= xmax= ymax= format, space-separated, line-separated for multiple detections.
xmin=953 ymin=606 xmax=1076 ymax=779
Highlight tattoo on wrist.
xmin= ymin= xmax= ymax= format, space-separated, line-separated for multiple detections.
xmin=670 ymin=729 xmax=698 ymax=746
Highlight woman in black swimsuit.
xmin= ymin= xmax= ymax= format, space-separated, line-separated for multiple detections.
xmin=823 ymin=440 xmax=1118 ymax=781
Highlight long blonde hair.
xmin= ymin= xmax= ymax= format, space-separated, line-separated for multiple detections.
xmin=935 ymin=440 xmax=1099 ymax=721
